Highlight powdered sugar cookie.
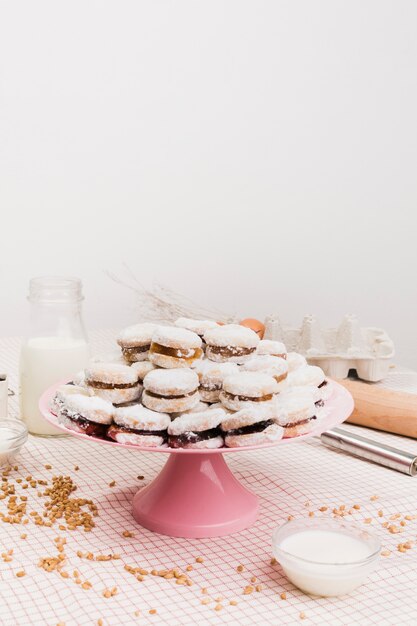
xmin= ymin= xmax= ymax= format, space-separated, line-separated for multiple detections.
xmin=85 ymin=363 xmax=141 ymax=404
xmin=204 ymin=324 xmax=259 ymax=364
xmin=58 ymin=394 xmax=114 ymax=438
xmin=194 ymin=360 xmax=239 ymax=402
xmin=149 ymin=327 xmax=203 ymax=369
xmin=221 ymin=406 xmax=283 ymax=447
xmin=174 ymin=318 xmax=219 ymax=340
xmin=108 ymin=404 xmax=170 ymax=447
xmin=142 ymin=368 xmax=200 ymax=413
xmin=257 ymin=340 xmax=287 ymax=359
xmin=288 ymin=365 xmax=331 ymax=400
xmin=242 ymin=355 xmax=288 ymax=391
xmin=286 ymin=352 xmax=307 ymax=372
xmin=51 ymin=384 xmax=93 ymax=416
xmin=117 ymin=323 xmax=158 ymax=363
xmin=220 ymin=372 xmax=278 ymax=411
xmin=168 ymin=408 xmax=225 ymax=449
xmin=274 ymin=390 xmax=318 ymax=438
xmin=130 ymin=361 xmax=157 ymax=383
xmin=170 ymin=400 xmax=210 ymax=419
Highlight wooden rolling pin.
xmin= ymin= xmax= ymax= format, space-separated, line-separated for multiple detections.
xmin=337 ymin=378 xmax=417 ymax=438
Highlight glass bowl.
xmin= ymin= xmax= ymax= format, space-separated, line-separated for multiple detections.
xmin=0 ymin=420 xmax=28 ymax=466
xmin=272 ymin=517 xmax=381 ymax=596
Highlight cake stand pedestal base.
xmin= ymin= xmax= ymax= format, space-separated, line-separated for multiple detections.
xmin=132 ymin=452 xmax=259 ymax=538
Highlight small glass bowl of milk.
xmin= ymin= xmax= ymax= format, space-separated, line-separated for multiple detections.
xmin=272 ymin=517 xmax=381 ymax=597
xmin=0 ymin=420 xmax=28 ymax=467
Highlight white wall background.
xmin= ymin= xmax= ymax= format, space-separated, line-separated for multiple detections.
xmin=0 ymin=1 xmax=416 ymax=367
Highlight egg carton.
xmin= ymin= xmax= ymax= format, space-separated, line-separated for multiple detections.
xmin=263 ymin=313 xmax=394 ymax=382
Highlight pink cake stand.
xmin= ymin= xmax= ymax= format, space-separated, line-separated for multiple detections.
xmin=40 ymin=380 xmax=353 ymax=538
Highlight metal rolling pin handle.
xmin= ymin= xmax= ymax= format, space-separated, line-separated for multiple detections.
xmin=320 ymin=427 xmax=417 ymax=476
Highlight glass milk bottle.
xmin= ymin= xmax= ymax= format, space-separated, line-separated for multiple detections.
xmin=20 ymin=277 xmax=90 ymax=436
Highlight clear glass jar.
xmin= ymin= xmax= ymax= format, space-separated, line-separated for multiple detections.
xmin=19 ymin=276 xmax=90 ymax=436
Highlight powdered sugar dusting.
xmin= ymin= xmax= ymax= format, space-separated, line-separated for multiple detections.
xmin=242 ymin=355 xmax=288 ymax=377
xmin=168 ymin=408 xmax=226 ymax=435
xmin=204 ymin=324 xmax=260 ymax=348
xmin=143 ymin=368 xmax=199 ymax=395
xmin=257 ymin=340 xmax=287 ymax=356
xmin=114 ymin=404 xmax=170 ymax=430
xmin=288 ymin=365 xmax=325 ymax=388
xmin=85 ymin=362 xmax=139 ymax=385
xmin=152 ymin=326 xmax=202 ymax=349
xmin=117 ymin=323 xmax=158 ymax=346
xmin=222 ymin=371 xmax=279 ymax=396
xmin=174 ymin=317 xmax=219 ymax=336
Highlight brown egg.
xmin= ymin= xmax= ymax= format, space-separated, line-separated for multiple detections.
xmin=239 ymin=318 xmax=265 ymax=339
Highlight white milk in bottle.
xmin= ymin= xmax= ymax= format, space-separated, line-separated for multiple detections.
xmin=20 ymin=277 xmax=90 ymax=435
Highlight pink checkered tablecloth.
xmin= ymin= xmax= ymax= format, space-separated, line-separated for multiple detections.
xmin=1 ymin=331 xmax=417 ymax=626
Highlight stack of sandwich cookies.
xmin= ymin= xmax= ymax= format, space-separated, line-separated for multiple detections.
xmin=275 ymin=390 xmax=318 ymax=438
xmin=117 ymin=323 xmax=158 ymax=363
xmin=142 ymin=368 xmax=200 ymax=413
xmin=51 ymin=384 xmax=93 ymax=416
xmin=242 ymin=355 xmax=288 ymax=391
xmin=220 ymin=371 xmax=278 ymax=411
xmin=149 ymin=327 xmax=203 ymax=369
xmin=58 ymin=394 xmax=114 ymax=438
xmin=204 ymin=324 xmax=259 ymax=364
xmin=194 ymin=360 xmax=239 ymax=402
xmin=288 ymin=365 xmax=331 ymax=400
xmin=85 ymin=363 xmax=141 ymax=404
xmin=257 ymin=340 xmax=287 ymax=359
xmin=168 ymin=408 xmax=225 ymax=448
xmin=221 ymin=406 xmax=284 ymax=447
xmin=108 ymin=405 xmax=170 ymax=447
